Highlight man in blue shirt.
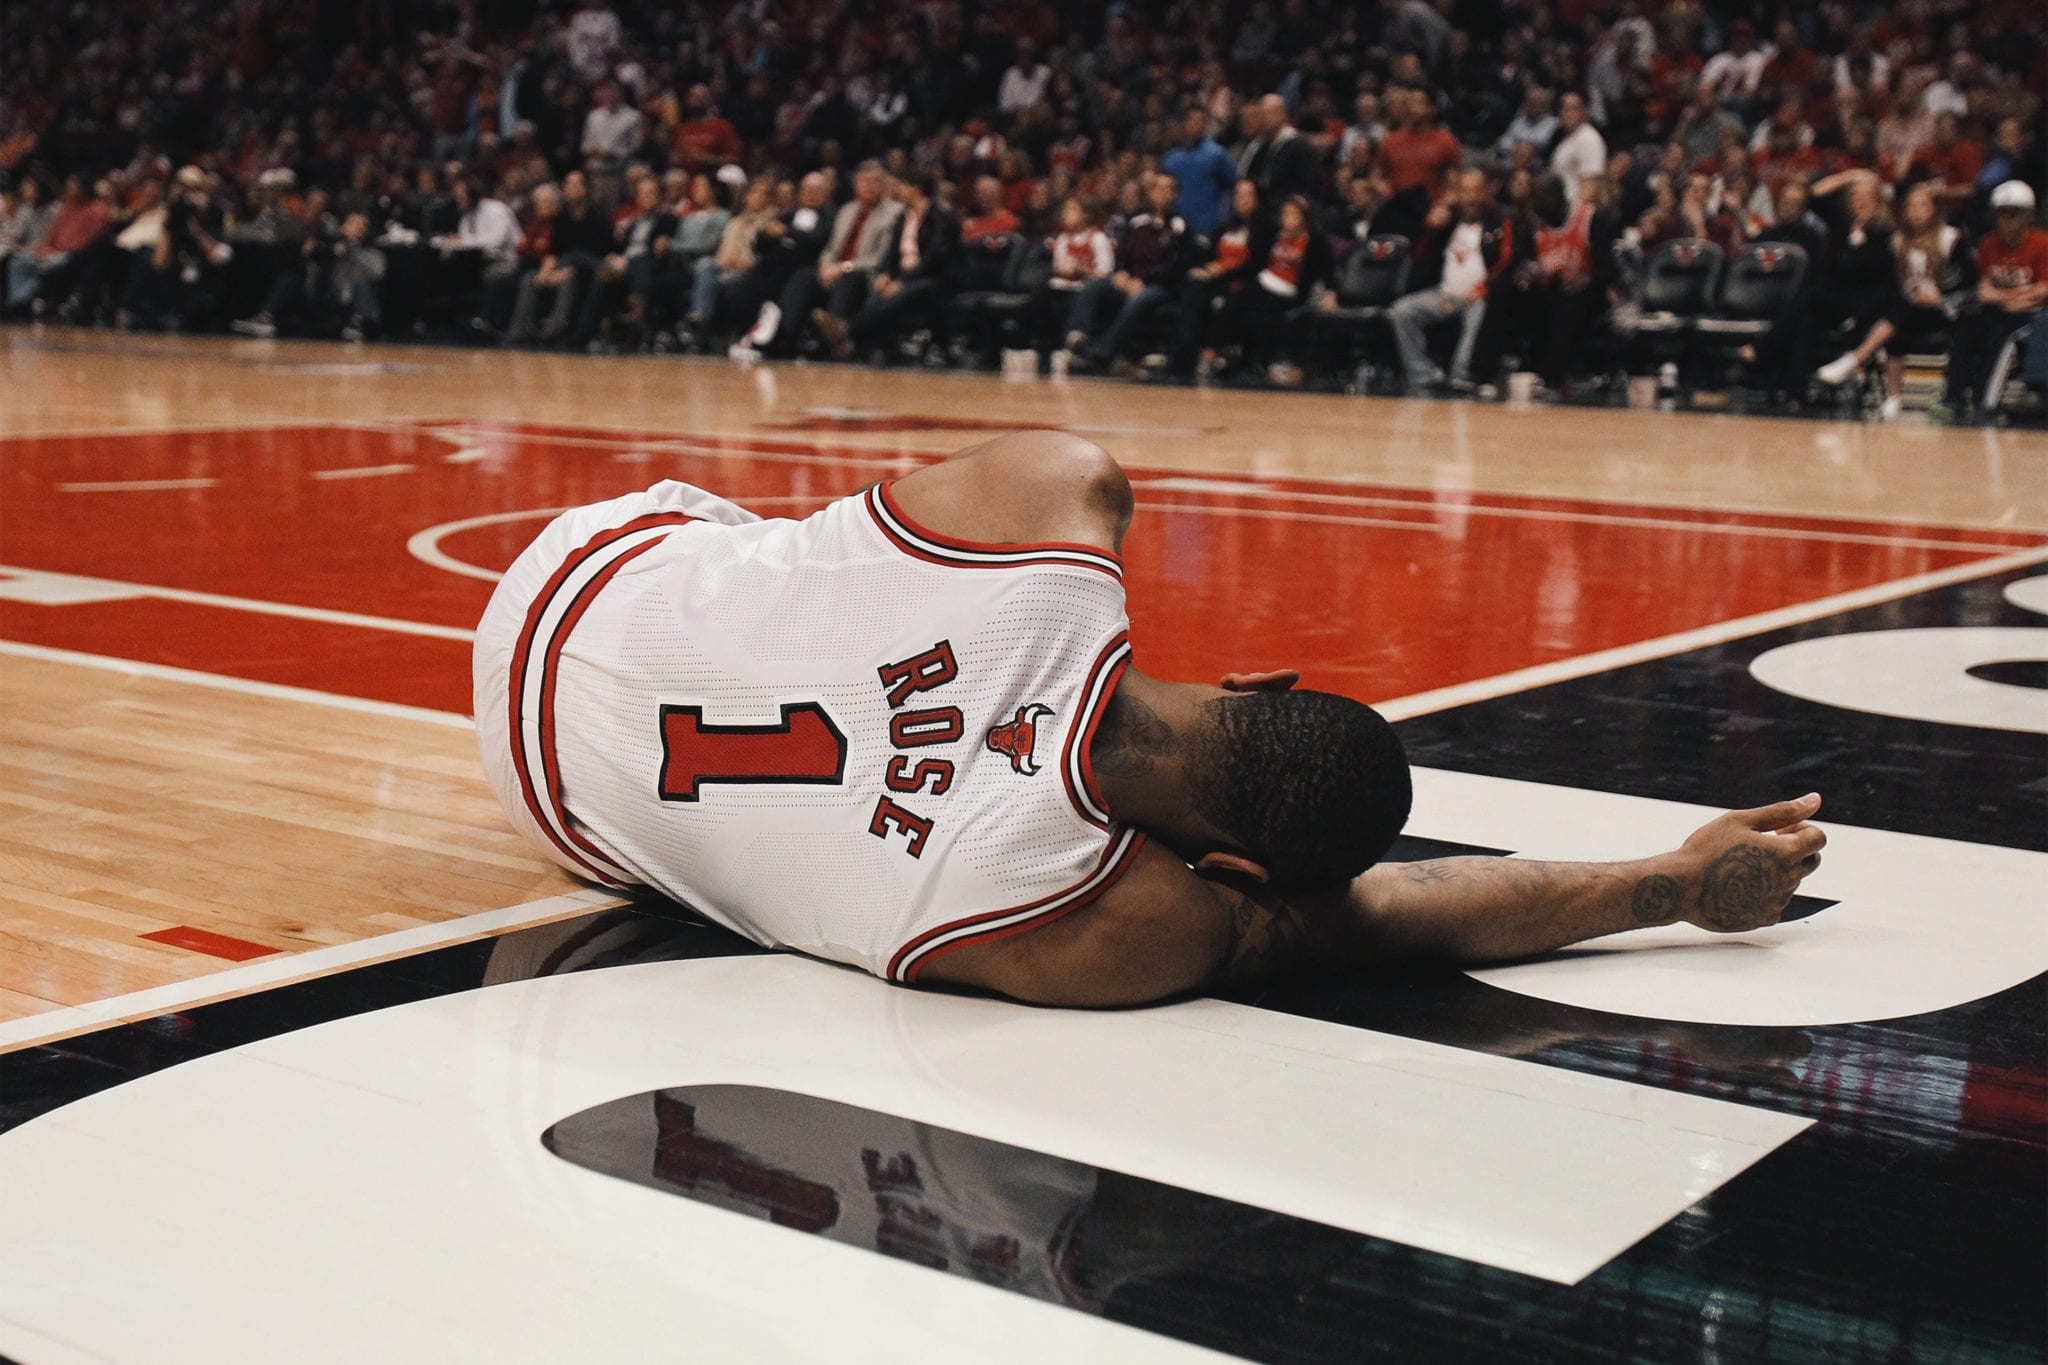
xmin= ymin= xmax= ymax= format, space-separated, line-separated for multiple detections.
xmin=1161 ymin=107 xmax=1238 ymax=237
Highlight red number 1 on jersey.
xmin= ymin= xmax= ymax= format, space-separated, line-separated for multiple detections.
xmin=657 ymin=703 xmax=848 ymax=801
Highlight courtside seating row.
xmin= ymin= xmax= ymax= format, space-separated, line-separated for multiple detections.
xmin=1611 ymin=237 xmax=1810 ymax=370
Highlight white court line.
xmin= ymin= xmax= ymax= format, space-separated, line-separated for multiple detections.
xmin=1137 ymin=477 xmax=2040 ymax=553
xmin=0 ymin=887 xmax=623 ymax=1055
xmin=0 ymin=640 xmax=472 ymax=729
xmin=1375 ymin=542 xmax=2048 ymax=720
xmin=0 ymin=563 xmax=473 ymax=642
xmin=309 ymin=462 xmax=414 ymax=480
xmin=56 ymin=478 xmax=219 ymax=493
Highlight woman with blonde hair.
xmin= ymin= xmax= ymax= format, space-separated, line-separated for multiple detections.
xmin=1814 ymin=181 xmax=1971 ymax=419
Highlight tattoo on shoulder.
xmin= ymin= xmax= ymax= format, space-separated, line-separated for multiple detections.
xmin=1630 ymin=872 xmax=1682 ymax=925
xmin=1091 ymin=691 xmax=1180 ymax=780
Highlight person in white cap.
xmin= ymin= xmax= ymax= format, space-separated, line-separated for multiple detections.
xmin=1932 ymin=179 xmax=2046 ymax=422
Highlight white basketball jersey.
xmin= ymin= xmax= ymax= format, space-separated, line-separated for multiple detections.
xmin=474 ymin=479 xmax=1146 ymax=984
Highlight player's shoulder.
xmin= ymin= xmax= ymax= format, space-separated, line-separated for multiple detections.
xmin=915 ymin=838 xmax=1231 ymax=1007
xmin=886 ymin=432 xmax=1132 ymax=558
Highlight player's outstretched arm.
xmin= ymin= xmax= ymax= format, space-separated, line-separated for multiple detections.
xmin=921 ymin=796 xmax=1825 ymax=1008
xmin=1334 ymin=794 xmax=1826 ymax=966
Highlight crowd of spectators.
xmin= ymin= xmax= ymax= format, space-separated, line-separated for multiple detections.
xmin=2 ymin=0 xmax=2045 ymax=420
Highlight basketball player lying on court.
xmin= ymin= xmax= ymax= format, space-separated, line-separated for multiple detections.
xmin=476 ymin=432 xmax=1825 ymax=1007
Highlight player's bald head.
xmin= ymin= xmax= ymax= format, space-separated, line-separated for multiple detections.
xmin=1187 ymin=690 xmax=1411 ymax=888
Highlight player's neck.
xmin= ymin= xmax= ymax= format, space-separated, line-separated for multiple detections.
xmin=1089 ymin=671 xmax=1213 ymax=835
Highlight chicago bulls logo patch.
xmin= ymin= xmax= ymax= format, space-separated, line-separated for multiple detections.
xmin=986 ymin=704 xmax=1053 ymax=775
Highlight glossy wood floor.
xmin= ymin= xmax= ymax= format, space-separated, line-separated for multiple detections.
xmin=1 ymin=328 xmax=2043 ymax=1045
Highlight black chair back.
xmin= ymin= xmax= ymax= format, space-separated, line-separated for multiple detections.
xmin=1716 ymin=242 xmax=1807 ymax=319
xmin=1639 ymin=238 xmax=1723 ymax=313
xmin=1340 ymin=234 xmax=1411 ymax=307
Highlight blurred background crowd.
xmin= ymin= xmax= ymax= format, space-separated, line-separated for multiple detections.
xmin=1 ymin=0 xmax=2044 ymax=419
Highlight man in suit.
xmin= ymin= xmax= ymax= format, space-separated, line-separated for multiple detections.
xmin=1236 ymin=95 xmax=1317 ymax=206
xmin=725 ymin=172 xmax=834 ymax=351
xmin=812 ymin=170 xmax=961 ymax=358
xmin=765 ymin=159 xmax=902 ymax=357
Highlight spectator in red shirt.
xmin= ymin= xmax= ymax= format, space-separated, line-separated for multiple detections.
xmin=1376 ymin=89 xmax=1463 ymax=237
xmin=1909 ymin=113 xmax=1984 ymax=213
xmin=1754 ymin=119 xmax=1823 ymax=200
xmin=1937 ymin=180 xmax=2048 ymax=420
xmin=670 ymin=84 xmax=742 ymax=174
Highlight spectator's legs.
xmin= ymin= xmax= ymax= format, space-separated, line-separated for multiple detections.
xmin=122 ymin=255 xmax=172 ymax=330
xmin=1064 ymin=277 xmax=1120 ymax=347
xmin=2022 ymin=311 xmax=2048 ymax=391
xmin=32 ymin=254 xmax=81 ymax=314
xmin=1389 ymin=288 xmax=1455 ymax=389
xmin=773 ymin=270 xmax=823 ymax=355
xmin=1943 ymin=309 xmax=2006 ymax=410
xmin=545 ymin=253 xmax=599 ymax=342
xmin=570 ymin=267 xmax=622 ymax=349
xmin=1946 ymin=308 xmax=2029 ymax=411
xmin=1467 ymin=282 xmax=1522 ymax=383
xmin=345 ymin=278 xmax=384 ymax=335
xmin=475 ymin=261 xmax=523 ymax=333
xmin=661 ymin=253 xmax=700 ymax=328
xmin=1170 ymin=279 xmax=1225 ymax=373
xmin=826 ymin=268 xmax=871 ymax=320
xmin=848 ymin=278 xmax=946 ymax=345
xmin=624 ymin=253 xmax=659 ymax=307
xmin=1539 ymin=285 xmax=1606 ymax=389
xmin=1450 ymin=298 xmax=1487 ymax=385
xmin=5 ymin=254 xmax=46 ymax=312
xmin=689 ymin=257 xmax=722 ymax=324
xmin=507 ymin=276 xmax=544 ymax=341
xmin=1241 ymin=290 xmax=1294 ymax=368
xmin=255 ymin=271 xmax=303 ymax=329
xmin=266 ymin=274 xmax=310 ymax=332
xmin=1088 ymin=284 xmax=1170 ymax=364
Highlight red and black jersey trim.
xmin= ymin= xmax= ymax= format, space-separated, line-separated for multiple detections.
xmin=507 ymin=511 xmax=697 ymax=889
xmin=863 ymin=482 xmax=1123 ymax=579
xmin=886 ymin=827 xmax=1147 ymax=984
xmin=1061 ymin=632 xmax=1131 ymax=828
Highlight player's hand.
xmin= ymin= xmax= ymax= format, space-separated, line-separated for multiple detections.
xmin=1667 ymin=794 xmax=1826 ymax=934
xmin=1219 ymin=669 xmax=1299 ymax=693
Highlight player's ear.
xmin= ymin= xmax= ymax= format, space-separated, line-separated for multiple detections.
xmin=1219 ymin=669 xmax=1300 ymax=693
xmin=1195 ymin=851 xmax=1270 ymax=883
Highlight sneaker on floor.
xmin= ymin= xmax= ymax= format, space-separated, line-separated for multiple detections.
xmin=1266 ymin=361 xmax=1304 ymax=387
xmin=1446 ymin=376 xmax=1478 ymax=395
xmin=727 ymin=341 xmax=762 ymax=364
xmin=339 ymin=319 xmax=366 ymax=344
xmin=1923 ymin=399 xmax=1957 ymax=425
xmin=745 ymin=301 xmax=781 ymax=348
xmin=1879 ymin=394 xmax=1903 ymax=422
xmin=230 ymin=315 xmax=277 ymax=338
xmin=1815 ymin=351 xmax=1860 ymax=386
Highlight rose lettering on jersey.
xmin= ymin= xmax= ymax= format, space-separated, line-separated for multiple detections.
xmin=876 ymin=640 xmax=959 ymax=708
xmin=868 ymin=643 xmax=970 ymax=858
xmin=885 ymin=757 xmax=955 ymax=797
xmin=889 ymin=707 xmax=964 ymax=748
xmin=869 ymin=796 xmax=935 ymax=858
